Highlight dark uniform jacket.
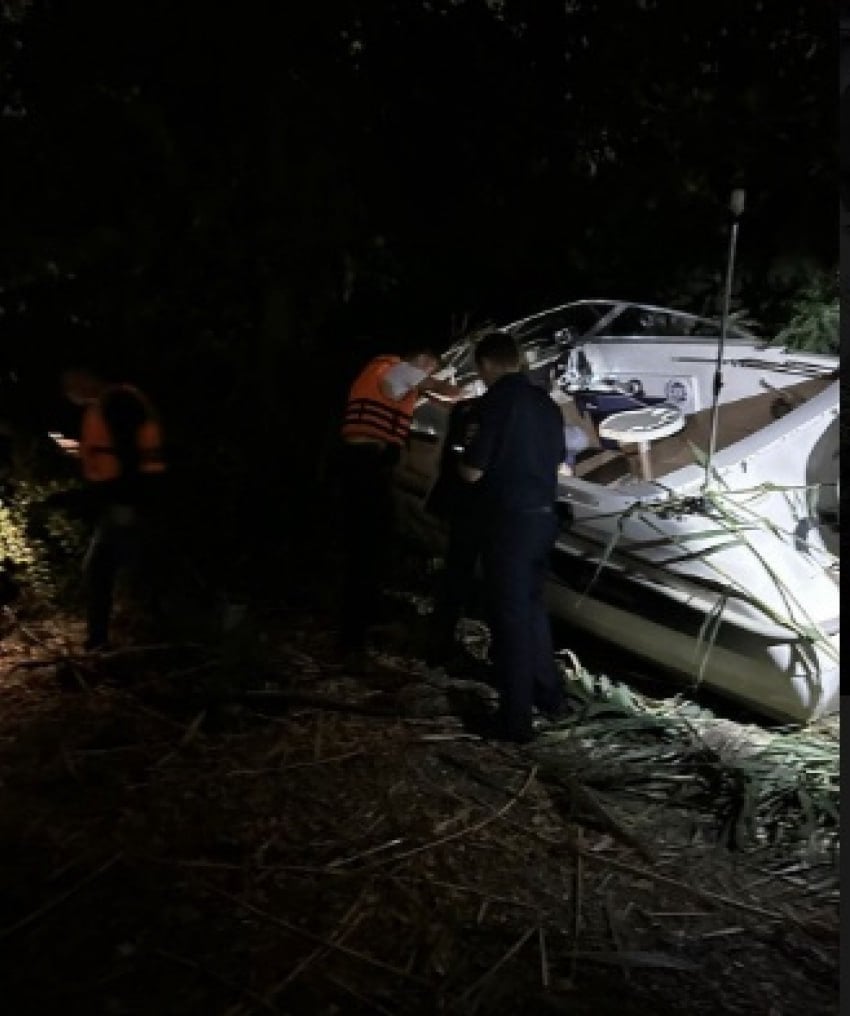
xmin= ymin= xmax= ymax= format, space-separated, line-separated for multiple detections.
xmin=462 ymin=372 xmax=565 ymax=512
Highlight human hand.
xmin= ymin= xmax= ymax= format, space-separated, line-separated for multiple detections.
xmin=420 ymin=377 xmax=465 ymax=401
xmin=49 ymin=433 xmax=80 ymax=455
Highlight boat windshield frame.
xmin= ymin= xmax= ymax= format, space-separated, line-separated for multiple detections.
xmin=508 ymin=299 xmax=758 ymax=345
xmin=436 ymin=299 xmax=761 ymax=383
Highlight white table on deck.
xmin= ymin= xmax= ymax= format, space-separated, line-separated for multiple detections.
xmin=597 ymin=404 xmax=686 ymax=480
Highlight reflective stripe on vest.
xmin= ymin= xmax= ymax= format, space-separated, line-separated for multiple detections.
xmin=340 ymin=355 xmax=418 ymax=446
xmin=80 ymin=385 xmax=166 ymax=482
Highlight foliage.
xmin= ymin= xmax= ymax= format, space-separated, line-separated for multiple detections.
xmin=544 ymin=654 xmax=839 ymax=856
xmin=772 ymin=267 xmax=839 ymax=354
xmin=0 ymin=0 xmax=836 ymax=332
xmin=0 ymin=478 xmax=87 ymax=606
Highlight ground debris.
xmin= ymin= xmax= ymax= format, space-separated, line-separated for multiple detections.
xmin=0 ymin=610 xmax=839 ymax=1015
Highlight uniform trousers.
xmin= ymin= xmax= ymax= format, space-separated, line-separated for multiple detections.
xmin=338 ymin=442 xmax=397 ymax=650
xmin=481 ymin=507 xmax=564 ymax=741
xmin=83 ymin=503 xmax=159 ymax=650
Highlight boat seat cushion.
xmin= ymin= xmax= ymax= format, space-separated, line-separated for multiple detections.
xmin=573 ymin=390 xmax=670 ymax=449
xmin=577 ymin=375 xmax=834 ymax=485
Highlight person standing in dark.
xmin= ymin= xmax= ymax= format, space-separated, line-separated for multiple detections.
xmin=53 ymin=368 xmax=167 ymax=651
xmin=459 ymin=332 xmax=567 ymax=742
xmin=423 ymin=394 xmax=484 ymax=669
xmin=337 ymin=347 xmax=461 ymax=656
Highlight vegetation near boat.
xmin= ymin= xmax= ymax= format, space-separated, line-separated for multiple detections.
xmin=393 ymin=300 xmax=840 ymax=724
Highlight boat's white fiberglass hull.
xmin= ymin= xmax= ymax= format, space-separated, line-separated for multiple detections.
xmin=544 ymin=543 xmax=840 ymax=724
xmin=544 ymin=381 xmax=840 ymax=723
xmin=394 ymin=445 xmax=840 ymax=723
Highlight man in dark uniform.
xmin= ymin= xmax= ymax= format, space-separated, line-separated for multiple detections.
xmin=459 ymin=331 xmax=566 ymax=742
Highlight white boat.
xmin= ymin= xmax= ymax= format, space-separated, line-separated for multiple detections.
xmin=393 ymin=300 xmax=840 ymax=723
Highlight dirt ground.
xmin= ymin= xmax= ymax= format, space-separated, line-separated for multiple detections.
xmin=0 ymin=598 xmax=840 ymax=1016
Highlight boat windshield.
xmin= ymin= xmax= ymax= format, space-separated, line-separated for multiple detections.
xmin=599 ymin=304 xmax=756 ymax=340
xmin=437 ymin=300 xmax=757 ymax=381
xmin=509 ymin=301 xmax=757 ymax=345
xmin=511 ymin=302 xmax=613 ymax=342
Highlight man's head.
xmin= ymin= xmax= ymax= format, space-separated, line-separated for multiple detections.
xmin=473 ymin=331 xmax=521 ymax=388
xmin=61 ymin=367 xmax=106 ymax=407
xmin=402 ymin=348 xmax=439 ymax=377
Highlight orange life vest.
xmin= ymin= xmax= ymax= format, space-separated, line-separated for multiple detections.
xmin=341 ymin=355 xmax=419 ymax=446
xmin=79 ymin=384 xmax=166 ymax=482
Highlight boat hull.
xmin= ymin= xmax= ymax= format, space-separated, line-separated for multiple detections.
xmin=393 ymin=461 xmax=840 ymax=724
xmin=392 ymin=299 xmax=840 ymax=723
xmin=544 ymin=562 xmax=840 ymax=723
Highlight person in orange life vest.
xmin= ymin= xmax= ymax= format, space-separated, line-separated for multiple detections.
xmin=54 ymin=367 xmax=167 ymax=651
xmin=338 ymin=347 xmax=463 ymax=654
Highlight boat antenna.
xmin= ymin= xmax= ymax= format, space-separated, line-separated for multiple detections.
xmin=703 ymin=187 xmax=746 ymax=490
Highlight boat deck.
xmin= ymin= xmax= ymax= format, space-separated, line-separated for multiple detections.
xmin=576 ymin=376 xmax=834 ymax=485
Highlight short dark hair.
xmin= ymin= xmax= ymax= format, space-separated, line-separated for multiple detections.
xmin=398 ymin=341 xmax=438 ymax=361
xmin=474 ymin=331 xmax=520 ymax=369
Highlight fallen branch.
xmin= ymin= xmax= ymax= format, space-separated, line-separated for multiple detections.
xmin=358 ymin=766 xmax=539 ymax=871
xmin=481 ymin=798 xmax=790 ymax=924
xmin=455 ymin=925 xmax=536 ymax=1011
xmin=155 ymin=947 xmax=277 ymax=1013
xmin=0 ymin=853 xmax=122 ymax=940
xmin=227 ymin=749 xmax=365 ymax=776
xmin=567 ymin=949 xmax=699 ymax=971
xmin=392 ymin=874 xmax=539 ymax=911
xmin=555 ymin=771 xmax=656 ymax=864
xmin=327 ymin=837 xmax=405 ymax=869
xmin=93 ymin=642 xmax=207 ymax=659
xmin=538 ymin=925 xmax=550 ymax=989
xmin=605 ymin=892 xmax=631 ymax=982
xmin=570 ymin=829 xmax=583 ymax=981
xmin=322 ymin=969 xmax=397 ymax=1016
xmin=5 ymin=642 xmax=205 ymax=675
xmin=5 ymin=657 xmax=71 ymax=674
xmin=241 ymin=689 xmax=399 ymax=718
xmin=575 ymin=850 xmax=786 ymax=923
xmin=2 ymin=605 xmax=58 ymax=651
xmin=263 ymin=887 xmax=371 ymax=1003
xmin=204 ymin=884 xmax=431 ymax=989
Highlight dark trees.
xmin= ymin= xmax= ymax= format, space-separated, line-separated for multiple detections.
xmin=0 ymin=1 xmax=836 ymax=509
